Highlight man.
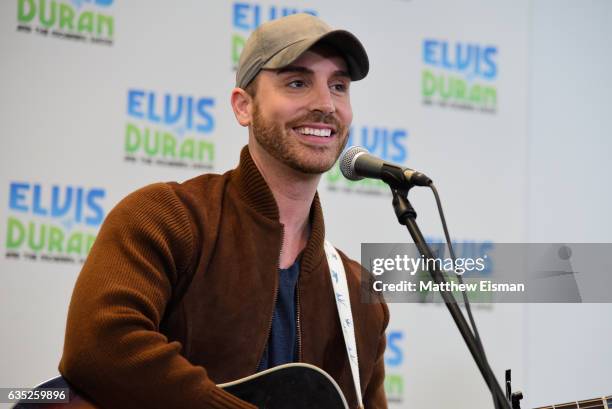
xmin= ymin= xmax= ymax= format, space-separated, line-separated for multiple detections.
xmin=60 ymin=13 xmax=389 ymax=409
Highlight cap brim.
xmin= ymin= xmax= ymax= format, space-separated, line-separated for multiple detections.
xmin=262 ymin=30 xmax=369 ymax=81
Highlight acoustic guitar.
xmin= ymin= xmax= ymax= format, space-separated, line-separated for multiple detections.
xmin=12 ymin=363 xmax=349 ymax=409
xmin=15 ymin=366 xmax=610 ymax=409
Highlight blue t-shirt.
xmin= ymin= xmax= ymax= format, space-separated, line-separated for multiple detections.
xmin=256 ymin=259 xmax=300 ymax=371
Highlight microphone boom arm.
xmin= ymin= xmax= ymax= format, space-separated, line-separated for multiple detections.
xmin=390 ymin=187 xmax=512 ymax=409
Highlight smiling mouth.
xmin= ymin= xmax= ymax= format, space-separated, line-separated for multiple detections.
xmin=293 ymin=126 xmax=334 ymax=138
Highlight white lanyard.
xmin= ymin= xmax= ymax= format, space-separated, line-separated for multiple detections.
xmin=324 ymin=240 xmax=363 ymax=408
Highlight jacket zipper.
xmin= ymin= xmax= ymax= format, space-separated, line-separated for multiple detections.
xmin=255 ymin=283 xmax=278 ymax=372
xmin=255 ymin=226 xmax=283 ymax=372
xmin=296 ymin=279 xmax=302 ymax=361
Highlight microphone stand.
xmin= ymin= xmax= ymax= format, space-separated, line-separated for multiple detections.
xmin=390 ymin=187 xmax=511 ymax=409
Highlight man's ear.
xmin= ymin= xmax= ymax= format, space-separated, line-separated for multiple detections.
xmin=231 ymin=87 xmax=253 ymax=127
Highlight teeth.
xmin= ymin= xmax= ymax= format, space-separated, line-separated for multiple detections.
xmin=296 ymin=127 xmax=332 ymax=137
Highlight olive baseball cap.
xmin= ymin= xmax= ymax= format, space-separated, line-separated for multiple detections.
xmin=235 ymin=13 xmax=369 ymax=89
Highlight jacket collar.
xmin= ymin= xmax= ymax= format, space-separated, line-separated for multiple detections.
xmin=232 ymin=146 xmax=326 ymax=274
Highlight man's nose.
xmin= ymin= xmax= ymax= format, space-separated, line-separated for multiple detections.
xmin=310 ymin=82 xmax=335 ymax=114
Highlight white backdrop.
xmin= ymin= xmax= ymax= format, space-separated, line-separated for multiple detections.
xmin=525 ymin=0 xmax=612 ymax=406
xmin=0 ymin=1 xmax=610 ymax=408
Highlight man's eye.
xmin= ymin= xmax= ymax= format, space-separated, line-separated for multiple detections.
xmin=331 ymin=83 xmax=348 ymax=92
xmin=288 ymin=80 xmax=306 ymax=88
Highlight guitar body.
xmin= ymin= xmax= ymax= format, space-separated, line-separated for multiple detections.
xmin=13 ymin=363 xmax=348 ymax=409
xmin=219 ymin=363 xmax=348 ymax=409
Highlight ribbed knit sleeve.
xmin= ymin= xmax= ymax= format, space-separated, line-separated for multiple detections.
xmin=59 ymin=183 xmax=256 ymax=409
xmin=362 ymin=302 xmax=390 ymax=409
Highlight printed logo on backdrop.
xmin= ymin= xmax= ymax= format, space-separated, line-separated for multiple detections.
xmin=5 ymin=182 xmax=106 ymax=264
xmin=325 ymin=125 xmax=409 ymax=195
xmin=384 ymin=330 xmax=405 ymax=405
xmin=124 ymin=89 xmax=216 ymax=170
xmin=231 ymin=2 xmax=317 ymax=69
xmin=412 ymin=238 xmax=495 ymax=305
xmin=421 ymin=39 xmax=498 ymax=113
xmin=16 ymin=0 xmax=114 ymax=45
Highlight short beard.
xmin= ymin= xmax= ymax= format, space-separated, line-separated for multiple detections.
xmin=251 ymin=102 xmax=348 ymax=174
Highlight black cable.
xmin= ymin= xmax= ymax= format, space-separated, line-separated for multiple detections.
xmin=429 ymin=184 xmax=504 ymax=409
xmin=429 ymin=184 xmax=486 ymax=357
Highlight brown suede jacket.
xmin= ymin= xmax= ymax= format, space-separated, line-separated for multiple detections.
xmin=60 ymin=146 xmax=389 ymax=409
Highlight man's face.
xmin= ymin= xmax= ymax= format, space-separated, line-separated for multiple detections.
xmin=249 ymin=47 xmax=353 ymax=174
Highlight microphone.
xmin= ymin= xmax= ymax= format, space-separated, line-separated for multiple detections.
xmin=339 ymin=146 xmax=432 ymax=188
